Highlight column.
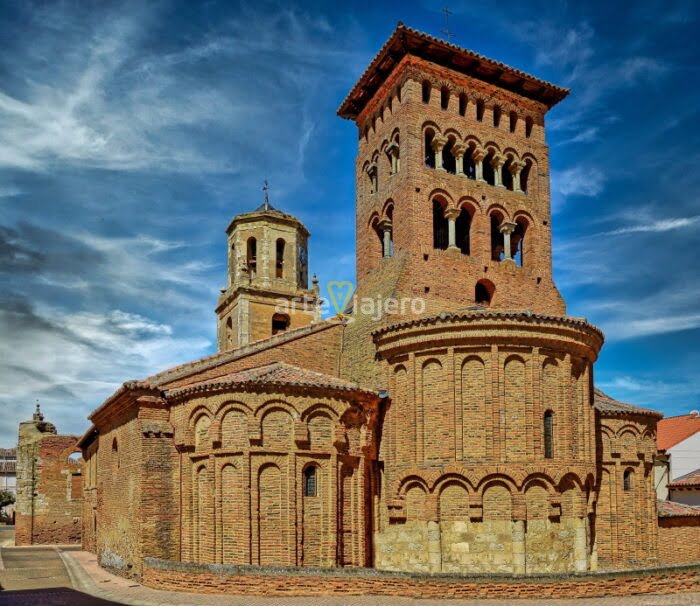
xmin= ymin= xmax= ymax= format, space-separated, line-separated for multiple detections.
xmin=472 ymin=147 xmax=486 ymax=182
xmin=431 ymin=135 xmax=447 ymax=171
xmin=510 ymin=160 xmax=525 ymax=193
xmin=451 ymin=143 xmax=466 ymax=175
xmin=491 ymin=154 xmax=505 ymax=187
xmin=499 ymin=221 xmax=517 ymax=262
xmin=378 ymin=219 xmax=392 ymax=257
xmin=445 ymin=208 xmax=461 ymax=249
xmin=386 ymin=141 xmax=399 ymax=174
xmin=366 ymin=163 xmax=378 ymax=193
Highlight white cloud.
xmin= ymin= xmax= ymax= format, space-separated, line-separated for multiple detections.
xmin=603 ymin=216 xmax=700 ymax=235
xmin=550 ymin=166 xmax=605 ymax=213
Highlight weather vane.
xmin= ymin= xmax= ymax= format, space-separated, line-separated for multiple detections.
xmin=441 ymin=6 xmax=455 ymax=42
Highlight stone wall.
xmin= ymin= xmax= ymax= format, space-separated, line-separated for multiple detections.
xmin=658 ymin=517 xmax=700 ymax=565
xmin=15 ymin=413 xmax=82 ymax=546
xmin=142 ymin=558 xmax=700 ymax=599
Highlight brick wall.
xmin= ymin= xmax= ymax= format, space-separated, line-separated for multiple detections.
xmin=142 ymin=558 xmax=700 ymax=599
xmin=15 ymin=425 xmax=82 ymax=546
xmin=658 ymin=517 xmax=700 ymax=565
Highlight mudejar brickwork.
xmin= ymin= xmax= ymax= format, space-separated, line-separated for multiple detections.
xmin=72 ymin=23 xmax=700 ymax=595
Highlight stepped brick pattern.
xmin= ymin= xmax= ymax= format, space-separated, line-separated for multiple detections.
xmin=67 ymin=23 xmax=700 ymax=597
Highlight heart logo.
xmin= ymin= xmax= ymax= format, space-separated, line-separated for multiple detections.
xmin=327 ymin=281 xmax=354 ymax=315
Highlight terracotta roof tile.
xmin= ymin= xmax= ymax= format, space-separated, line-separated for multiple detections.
xmin=338 ymin=23 xmax=569 ymax=119
xmin=657 ymin=499 xmax=700 ymax=517
xmin=594 ymin=389 xmax=663 ymax=419
xmin=657 ymin=412 xmax=700 ymax=450
xmin=669 ymin=468 xmax=700 ymax=489
xmin=165 ymin=362 xmax=380 ymax=400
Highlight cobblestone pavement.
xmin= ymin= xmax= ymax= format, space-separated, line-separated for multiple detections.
xmin=2 ymin=547 xmax=700 ymax=606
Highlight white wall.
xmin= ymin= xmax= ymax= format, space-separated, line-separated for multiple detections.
xmin=669 ymin=431 xmax=700 ymax=480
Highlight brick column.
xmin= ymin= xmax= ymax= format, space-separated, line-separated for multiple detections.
xmin=452 ymin=143 xmax=466 ymax=176
xmin=445 ymin=208 xmax=461 ymax=250
xmin=491 ymin=154 xmax=505 ymax=187
xmin=473 ymin=148 xmax=486 ymax=182
xmin=499 ymin=221 xmax=517 ymax=262
xmin=431 ymin=135 xmax=447 ymax=171
xmin=510 ymin=160 xmax=525 ymax=193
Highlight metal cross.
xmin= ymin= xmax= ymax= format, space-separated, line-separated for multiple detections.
xmin=441 ymin=6 xmax=455 ymax=42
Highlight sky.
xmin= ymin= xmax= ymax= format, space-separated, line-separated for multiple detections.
xmin=0 ymin=0 xmax=698 ymax=445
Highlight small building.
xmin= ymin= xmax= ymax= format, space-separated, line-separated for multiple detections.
xmin=657 ymin=411 xmax=700 ymax=504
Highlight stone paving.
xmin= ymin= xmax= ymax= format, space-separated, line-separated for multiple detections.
xmin=2 ymin=546 xmax=700 ymax=606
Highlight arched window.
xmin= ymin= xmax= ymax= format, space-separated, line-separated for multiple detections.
xmin=520 ymin=159 xmax=533 ymax=194
xmin=544 ymin=410 xmax=554 ymax=459
xmin=458 ymin=93 xmax=467 ymax=116
xmin=225 ymin=316 xmax=233 ymax=347
xmin=512 ymin=218 xmax=528 ymax=267
xmin=303 ymin=466 xmax=317 ymax=497
xmin=424 ymin=129 xmax=436 ymax=168
xmin=483 ymin=150 xmax=495 ymax=186
xmin=464 ymin=146 xmax=476 ymax=180
xmin=455 ymin=207 xmax=472 ymax=255
xmin=440 ymin=86 xmax=450 ymax=110
xmin=442 ymin=138 xmax=456 ymax=174
xmin=525 ymin=117 xmax=534 ymax=138
xmin=422 ymin=80 xmax=431 ymax=104
xmin=271 ymin=313 xmax=290 ymax=335
xmin=493 ymin=105 xmax=501 ymax=128
xmin=490 ymin=211 xmax=505 ymax=261
xmin=476 ymin=99 xmax=485 ymax=122
xmin=475 ymin=279 xmax=494 ymax=306
xmin=623 ymin=469 xmax=633 ymax=491
xmin=502 ymin=157 xmax=514 ymax=191
xmin=432 ymin=199 xmax=448 ymax=250
xmin=509 ymin=111 xmax=518 ymax=133
xmin=275 ymin=238 xmax=285 ymax=279
xmin=247 ymin=237 xmax=257 ymax=278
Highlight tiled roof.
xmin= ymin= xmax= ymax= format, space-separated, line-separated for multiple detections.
xmin=144 ymin=320 xmax=342 ymax=388
xmin=165 ymin=362 xmax=380 ymax=400
xmin=657 ymin=499 xmax=700 ymax=517
xmin=373 ymin=309 xmax=604 ymax=340
xmin=594 ymin=389 xmax=663 ymax=419
xmin=669 ymin=468 xmax=700 ymax=489
xmin=338 ymin=23 xmax=569 ymax=119
xmin=657 ymin=412 xmax=700 ymax=450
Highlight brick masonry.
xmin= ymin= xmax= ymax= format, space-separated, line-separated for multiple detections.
xmin=73 ymin=23 xmax=700 ymax=594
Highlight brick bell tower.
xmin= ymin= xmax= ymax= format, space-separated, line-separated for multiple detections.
xmin=338 ymin=23 xmax=567 ymax=317
xmin=215 ymin=185 xmax=320 ymax=351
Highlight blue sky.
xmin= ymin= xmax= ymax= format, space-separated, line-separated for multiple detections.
xmin=0 ymin=0 xmax=698 ymax=444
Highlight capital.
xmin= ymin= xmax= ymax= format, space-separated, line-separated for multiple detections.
xmin=386 ymin=141 xmax=399 ymax=157
xmin=365 ymin=162 xmax=377 ymax=176
xmin=490 ymin=154 xmax=505 ymax=169
xmin=451 ymin=143 xmax=467 ymax=158
xmin=509 ymin=159 xmax=525 ymax=174
xmin=444 ymin=207 xmax=462 ymax=221
xmin=377 ymin=218 xmax=393 ymax=232
xmin=471 ymin=147 xmax=486 ymax=162
xmin=430 ymin=134 xmax=447 ymax=152
xmin=499 ymin=220 xmax=517 ymax=235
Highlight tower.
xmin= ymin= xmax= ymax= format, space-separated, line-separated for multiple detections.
xmin=338 ymin=23 xmax=567 ymax=316
xmin=215 ymin=189 xmax=320 ymax=350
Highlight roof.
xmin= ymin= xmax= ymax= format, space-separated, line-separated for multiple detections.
xmin=338 ymin=23 xmax=569 ymax=120
xmin=594 ymin=389 xmax=663 ymax=419
xmin=657 ymin=499 xmax=700 ymax=518
xmin=657 ymin=412 xmax=700 ymax=451
xmin=0 ymin=448 xmax=16 ymax=458
xmin=0 ymin=461 xmax=15 ymax=474
xmin=165 ymin=361 xmax=380 ymax=400
xmin=669 ymin=469 xmax=700 ymax=489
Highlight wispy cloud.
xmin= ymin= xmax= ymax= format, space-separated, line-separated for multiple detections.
xmin=602 ymin=215 xmax=700 ymax=235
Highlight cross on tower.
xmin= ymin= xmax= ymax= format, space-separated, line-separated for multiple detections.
xmin=441 ymin=6 xmax=455 ymax=42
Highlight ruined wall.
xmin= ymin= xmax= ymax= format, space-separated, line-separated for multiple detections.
xmin=15 ymin=417 xmax=82 ymax=545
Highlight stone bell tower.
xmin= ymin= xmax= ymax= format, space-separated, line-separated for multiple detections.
xmin=215 ymin=185 xmax=320 ymax=351
xmin=338 ymin=23 xmax=568 ymax=317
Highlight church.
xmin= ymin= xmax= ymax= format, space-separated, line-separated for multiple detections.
xmin=76 ymin=24 xmax=698 ymax=579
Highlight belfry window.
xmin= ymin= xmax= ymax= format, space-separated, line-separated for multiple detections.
xmin=247 ymin=237 xmax=257 ymax=278
xmin=490 ymin=212 xmax=505 ymax=261
xmin=272 ymin=313 xmax=290 ymax=335
xmin=440 ymin=86 xmax=450 ymax=110
xmin=483 ymin=150 xmax=495 ymax=186
xmin=422 ymin=80 xmax=431 ymax=104
xmin=455 ymin=208 xmax=472 ymax=255
xmin=512 ymin=218 xmax=528 ymax=267
xmin=275 ymin=238 xmax=285 ymax=279
xmin=303 ymin=466 xmax=317 ymax=497
xmin=544 ymin=410 xmax=554 ymax=459
xmin=432 ymin=199 xmax=448 ymax=250
xmin=476 ymin=100 xmax=485 ymax=122
xmin=424 ymin=130 xmax=436 ymax=168
xmin=520 ymin=160 xmax=532 ymax=194
xmin=475 ymin=279 xmax=494 ymax=306
xmin=509 ymin=111 xmax=518 ymax=133
xmin=464 ymin=147 xmax=476 ymax=179
xmin=442 ymin=138 xmax=456 ymax=174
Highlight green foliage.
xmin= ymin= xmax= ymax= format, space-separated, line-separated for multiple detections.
xmin=0 ymin=490 xmax=15 ymax=510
